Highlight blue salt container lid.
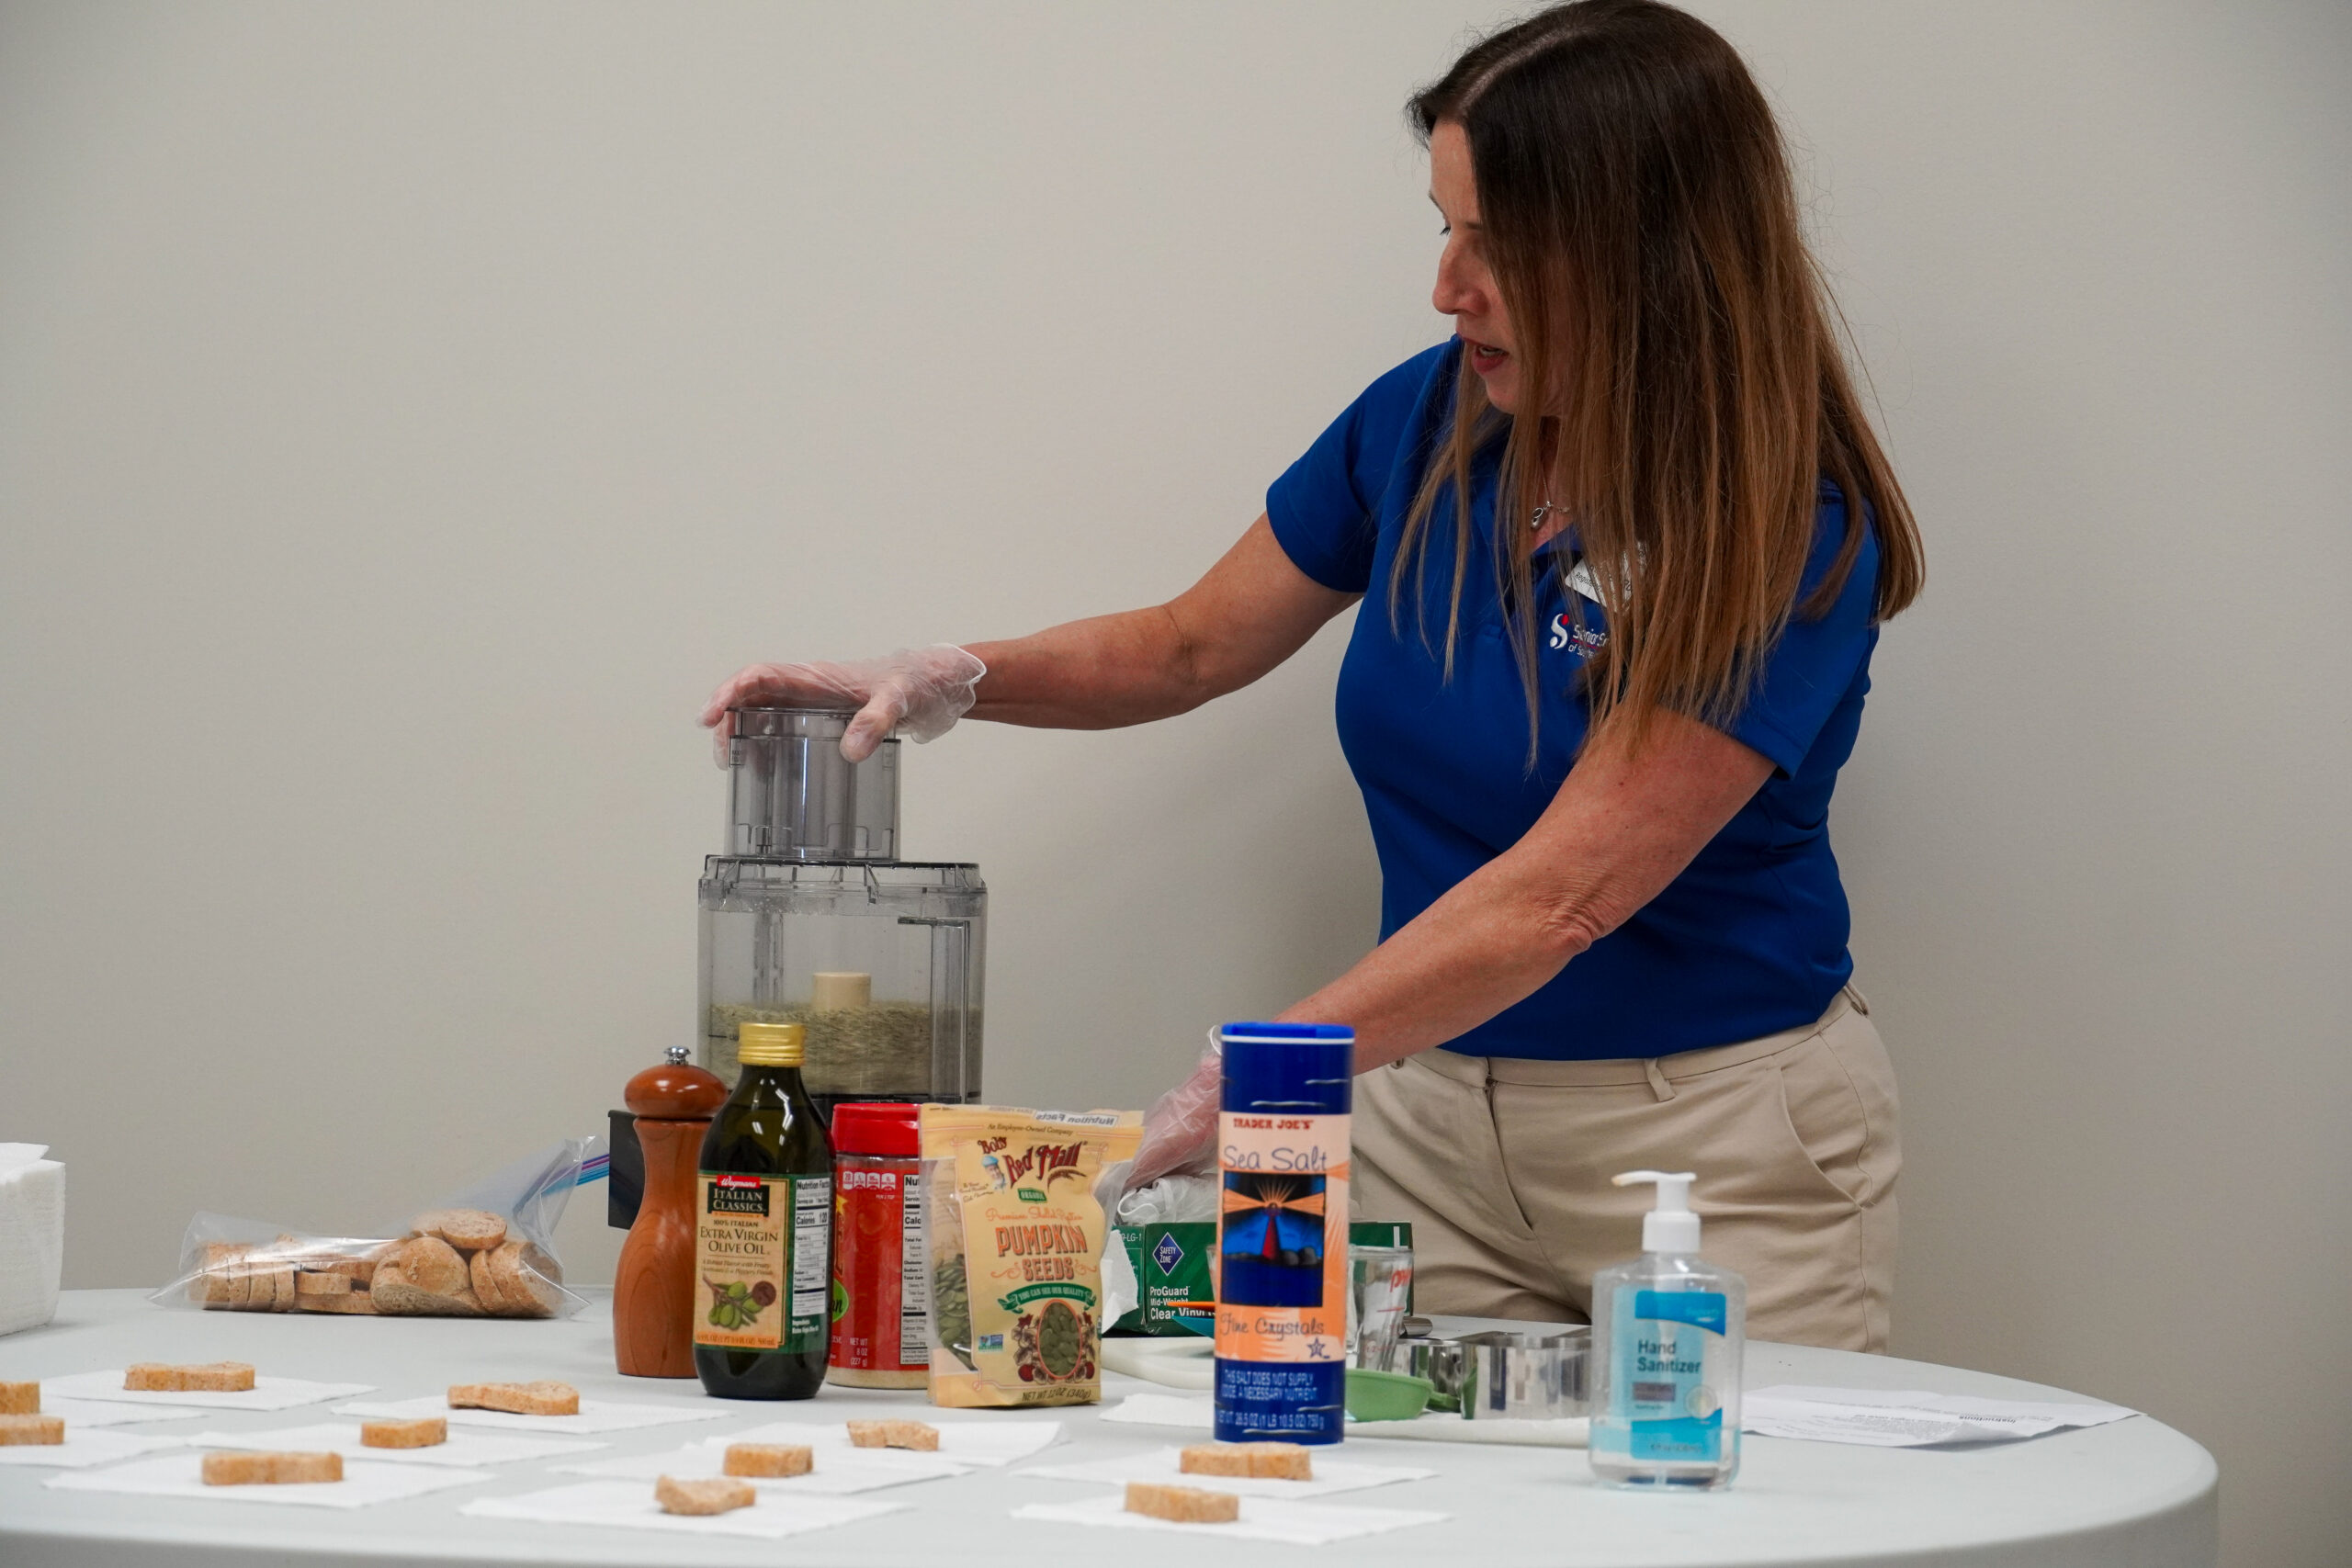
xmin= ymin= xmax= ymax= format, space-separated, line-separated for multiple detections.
xmin=1218 ymin=1022 xmax=1354 ymax=1115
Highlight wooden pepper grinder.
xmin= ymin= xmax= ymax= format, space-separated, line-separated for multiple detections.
xmin=615 ymin=1045 xmax=727 ymax=1377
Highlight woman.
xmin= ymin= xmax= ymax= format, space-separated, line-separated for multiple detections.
xmin=704 ymin=0 xmax=1923 ymax=1351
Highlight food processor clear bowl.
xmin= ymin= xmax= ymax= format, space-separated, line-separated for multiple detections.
xmin=697 ymin=858 xmax=986 ymax=1111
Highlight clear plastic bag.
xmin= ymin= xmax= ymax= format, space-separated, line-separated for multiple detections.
xmin=150 ymin=1136 xmax=599 ymax=1320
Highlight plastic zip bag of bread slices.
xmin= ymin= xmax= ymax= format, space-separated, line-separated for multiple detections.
xmin=149 ymin=1136 xmax=605 ymax=1320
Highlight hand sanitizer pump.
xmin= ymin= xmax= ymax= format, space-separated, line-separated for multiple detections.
xmin=1589 ymin=1169 xmax=1746 ymax=1489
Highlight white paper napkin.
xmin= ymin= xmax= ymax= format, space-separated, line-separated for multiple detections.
xmin=45 ymin=1452 xmax=492 ymax=1508
xmin=722 ymin=1413 xmax=1062 ymax=1466
xmin=1102 ymin=1393 xmax=1213 ymax=1430
xmin=0 ymin=1427 xmax=186 ymax=1469
xmin=1741 ymin=1386 xmax=2138 ymax=1448
xmin=42 ymin=1396 xmax=209 ymax=1428
xmin=42 ymin=1371 xmax=374 ymax=1411
xmin=0 ymin=1144 xmax=63 ymax=1337
xmin=462 ymin=1480 xmax=904 ymax=1540
xmin=1022 ymin=1445 xmax=1437 ymax=1498
xmin=553 ymin=1438 xmax=966 ymax=1494
xmin=1014 ymin=1492 xmax=1448 ymax=1544
xmin=334 ymin=1394 xmax=729 ymax=1435
xmin=189 ymin=1422 xmax=604 ymax=1467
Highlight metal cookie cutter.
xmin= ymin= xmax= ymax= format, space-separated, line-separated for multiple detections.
xmin=1409 ymin=1328 xmax=1590 ymax=1419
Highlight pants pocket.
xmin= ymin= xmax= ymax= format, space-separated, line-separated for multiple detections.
xmin=1774 ymin=1036 xmax=1872 ymax=1208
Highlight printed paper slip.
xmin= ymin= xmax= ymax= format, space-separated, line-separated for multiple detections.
xmin=1742 ymin=1385 xmax=2136 ymax=1447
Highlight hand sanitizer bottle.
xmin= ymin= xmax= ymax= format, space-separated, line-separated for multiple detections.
xmin=1589 ymin=1170 xmax=1745 ymax=1489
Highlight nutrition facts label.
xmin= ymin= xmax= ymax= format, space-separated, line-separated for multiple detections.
xmin=899 ymin=1185 xmax=931 ymax=1364
xmin=790 ymin=1177 xmax=831 ymax=1331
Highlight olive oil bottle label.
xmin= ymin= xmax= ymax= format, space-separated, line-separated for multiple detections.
xmin=695 ymin=1172 xmax=831 ymax=1351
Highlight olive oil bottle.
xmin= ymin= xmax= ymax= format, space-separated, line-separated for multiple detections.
xmin=694 ymin=1021 xmax=833 ymax=1399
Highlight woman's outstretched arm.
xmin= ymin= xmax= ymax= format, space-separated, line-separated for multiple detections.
xmin=1291 ymin=711 xmax=1773 ymax=1069
xmin=963 ymin=516 xmax=1357 ymax=728
xmin=700 ymin=516 xmax=1354 ymax=757
xmin=1126 ymin=707 xmax=1772 ymax=1185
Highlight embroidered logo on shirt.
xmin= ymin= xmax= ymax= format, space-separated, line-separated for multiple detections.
xmin=1549 ymin=612 xmax=1608 ymax=656
xmin=1551 ymin=555 xmax=1611 ymax=659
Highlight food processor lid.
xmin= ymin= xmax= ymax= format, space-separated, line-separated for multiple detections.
xmin=726 ymin=706 xmax=901 ymax=863
xmin=830 ymin=1101 xmax=922 ymax=1157
xmin=731 ymin=705 xmax=869 ymax=735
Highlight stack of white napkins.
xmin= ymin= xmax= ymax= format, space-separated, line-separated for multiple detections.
xmin=0 ymin=1144 xmax=64 ymax=1336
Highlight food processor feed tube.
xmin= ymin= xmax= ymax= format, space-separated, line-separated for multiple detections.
xmin=1213 ymin=1022 xmax=1353 ymax=1445
xmin=1589 ymin=1170 xmax=1746 ymax=1488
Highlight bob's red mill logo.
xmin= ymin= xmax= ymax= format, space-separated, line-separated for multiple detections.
xmin=1001 ymin=1142 xmax=1083 ymax=1184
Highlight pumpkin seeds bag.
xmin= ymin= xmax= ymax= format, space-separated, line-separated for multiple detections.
xmin=918 ymin=1105 xmax=1141 ymax=1407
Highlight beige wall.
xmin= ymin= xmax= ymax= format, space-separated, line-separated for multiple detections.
xmin=3 ymin=3 xmax=2345 ymax=1562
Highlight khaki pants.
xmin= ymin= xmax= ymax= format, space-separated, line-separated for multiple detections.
xmin=1351 ymin=987 xmax=1900 ymax=1351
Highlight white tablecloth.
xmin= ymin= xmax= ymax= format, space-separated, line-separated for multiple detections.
xmin=0 ymin=1291 xmax=2217 ymax=1568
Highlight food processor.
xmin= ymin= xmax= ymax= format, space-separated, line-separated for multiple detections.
xmin=697 ymin=707 xmax=987 ymax=1120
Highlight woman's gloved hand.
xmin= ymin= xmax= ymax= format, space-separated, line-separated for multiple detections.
xmin=1127 ymin=1030 xmax=1224 ymax=1191
xmin=699 ymin=645 xmax=987 ymax=764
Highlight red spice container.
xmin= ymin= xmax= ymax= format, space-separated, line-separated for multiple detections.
xmin=827 ymin=1102 xmax=927 ymax=1389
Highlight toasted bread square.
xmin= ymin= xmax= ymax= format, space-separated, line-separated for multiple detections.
xmin=1125 ymin=1481 xmax=1240 ymax=1523
xmin=1238 ymin=1440 xmax=1312 ymax=1479
xmin=0 ymin=1415 xmax=63 ymax=1446
xmin=295 ymin=1270 xmax=352 ymax=1297
xmin=0 ymin=1382 xmax=36 ymax=1416
xmin=360 ymin=1416 xmax=447 ymax=1449
xmin=124 ymin=1362 xmax=255 ymax=1393
xmin=722 ymin=1442 xmax=813 ymax=1478
xmin=447 ymin=1381 xmax=578 ymax=1416
xmin=655 ymin=1474 xmax=755 ymax=1515
xmin=1179 ymin=1443 xmax=1252 ymax=1477
xmin=845 ymin=1418 xmax=937 ymax=1451
xmin=201 ymin=1450 xmax=343 ymax=1484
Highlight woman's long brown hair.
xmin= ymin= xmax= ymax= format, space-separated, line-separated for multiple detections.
xmin=1399 ymin=0 xmax=1923 ymax=760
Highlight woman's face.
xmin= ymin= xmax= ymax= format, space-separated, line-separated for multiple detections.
xmin=1429 ymin=120 xmax=1520 ymax=413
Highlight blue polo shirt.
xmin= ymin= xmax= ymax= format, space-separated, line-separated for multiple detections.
xmin=1267 ymin=342 xmax=1881 ymax=1061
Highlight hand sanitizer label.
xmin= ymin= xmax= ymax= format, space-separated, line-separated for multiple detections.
xmin=1611 ymin=1287 xmax=1728 ymax=1461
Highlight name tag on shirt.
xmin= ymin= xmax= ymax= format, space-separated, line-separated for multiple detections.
xmin=1565 ymin=557 xmax=1604 ymax=605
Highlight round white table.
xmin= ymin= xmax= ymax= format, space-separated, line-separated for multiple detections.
xmin=0 ymin=1290 xmax=2215 ymax=1567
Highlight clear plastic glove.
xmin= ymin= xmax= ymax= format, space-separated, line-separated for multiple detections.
xmin=1126 ymin=1029 xmax=1224 ymax=1192
xmin=1114 ymin=1172 xmax=1219 ymax=1226
xmin=699 ymin=645 xmax=987 ymax=765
